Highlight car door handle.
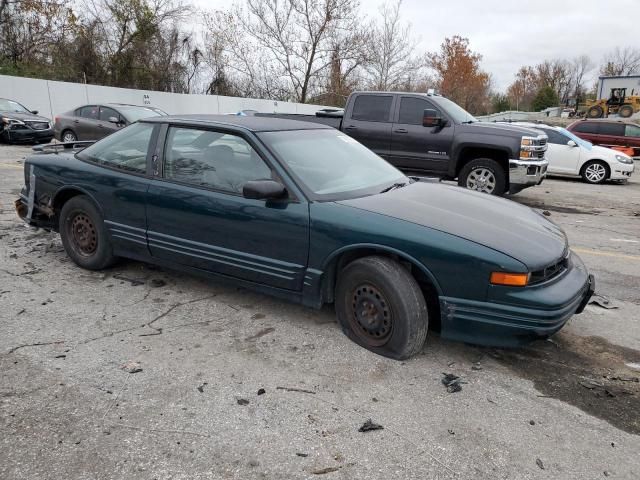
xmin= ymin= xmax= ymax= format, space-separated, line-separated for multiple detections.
xmin=73 ymin=120 xmax=80 ymax=124
xmin=394 ymin=128 xmax=408 ymax=134
xmin=344 ymin=125 xmax=357 ymax=130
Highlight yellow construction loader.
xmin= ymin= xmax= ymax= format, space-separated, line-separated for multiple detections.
xmin=586 ymin=88 xmax=640 ymax=118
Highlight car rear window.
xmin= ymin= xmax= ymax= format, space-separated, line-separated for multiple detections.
xmin=598 ymin=123 xmax=625 ymax=136
xmin=572 ymin=122 xmax=598 ymax=134
xmin=351 ymin=95 xmax=393 ymax=122
xmin=625 ymin=124 xmax=640 ymax=138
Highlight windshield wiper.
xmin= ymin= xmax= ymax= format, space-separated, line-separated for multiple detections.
xmin=380 ymin=182 xmax=408 ymax=193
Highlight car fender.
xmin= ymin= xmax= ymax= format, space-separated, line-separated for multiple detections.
xmin=52 ymin=184 xmax=105 ymax=217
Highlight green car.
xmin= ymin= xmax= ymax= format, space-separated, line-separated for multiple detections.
xmin=15 ymin=116 xmax=594 ymax=359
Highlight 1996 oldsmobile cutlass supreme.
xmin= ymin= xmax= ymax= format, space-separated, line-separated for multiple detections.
xmin=15 ymin=115 xmax=594 ymax=359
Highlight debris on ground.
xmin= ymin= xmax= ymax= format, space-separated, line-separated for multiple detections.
xmin=197 ymin=382 xmax=207 ymax=393
xmin=120 ymin=361 xmax=142 ymax=374
xmin=150 ymin=279 xmax=166 ymax=288
xmin=54 ymin=354 xmax=66 ymax=359
xmin=625 ymin=362 xmax=640 ymax=373
xmin=257 ymin=388 xmax=266 ymax=395
xmin=112 ymin=274 xmax=144 ymax=286
xmin=529 ymin=420 xmax=536 ymax=426
xmin=471 ymin=363 xmax=482 ymax=371
xmin=276 ymin=386 xmax=316 ymax=395
xmin=441 ymin=373 xmax=463 ymax=393
xmin=536 ymin=458 xmax=545 ymax=470
xmin=250 ymin=313 xmax=266 ymax=320
xmin=245 ymin=327 xmax=275 ymax=341
xmin=358 ymin=419 xmax=384 ymax=433
xmin=588 ymin=294 xmax=618 ymax=309
xmin=542 ymin=210 xmax=551 ymax=216
xmin=296 ymin=453 xmax=308 ymax=457
xmin=237 ymin=398 xmax=250 ymax=406
xmin=447 ymin=429 xmax=455 ymax=435
xmin=312 ymin=466 xmax=340 ymax=475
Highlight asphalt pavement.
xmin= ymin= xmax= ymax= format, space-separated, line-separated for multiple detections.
xmin=1 ymin=144 xmax=639 ymax=479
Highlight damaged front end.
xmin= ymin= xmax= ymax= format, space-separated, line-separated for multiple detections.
xmin=15 ymin=164 xmax=57 ymax=230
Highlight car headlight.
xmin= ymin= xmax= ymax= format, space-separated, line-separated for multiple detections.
xmin=1 ymin=117 xmax=25 ymax=129
xmin=615 ymin=154 xmax=633 ymax=164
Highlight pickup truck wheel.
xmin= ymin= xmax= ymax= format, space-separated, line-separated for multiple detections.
xmin=458 ymin=158 xmax=506 ymax=195
xmin=61 ymin=130 xmax=77 ymax=143
xmin=581 ymin=160 xmax=609 ymax=184
xmin=59 ymin=195 xmax=115 ymax=270
xmin=335 ymin=256 xmax=428 ymax=360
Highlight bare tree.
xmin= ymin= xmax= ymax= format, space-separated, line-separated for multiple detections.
xmin=570 ymin=55 xmax=594 ymax=106
xmin=600 ymin=46 xmax=640 ymax=76
xmin=365 ymin=0 xmax=422 ymax=91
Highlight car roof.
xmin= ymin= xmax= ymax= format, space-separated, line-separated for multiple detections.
xmin=571 ymin=118 xmax=636 ymax=125
xmin=140 ymin=114 xmax=333 ymax=132
xmin=498 ymin=121 xmax=557 ymax=130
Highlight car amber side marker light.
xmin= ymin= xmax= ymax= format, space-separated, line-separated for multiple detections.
xmin=490 ymin=272 xmax=530 ymax=287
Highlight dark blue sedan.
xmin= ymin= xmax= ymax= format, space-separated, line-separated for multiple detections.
xmin=15 ymin=115 xmax=594 ymax=359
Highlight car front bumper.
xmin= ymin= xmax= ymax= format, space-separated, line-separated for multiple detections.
xmin=1 ymin=126 xmax=54 ymax=144
xmin=609 ymin=161 xmax=635 ymax=180
xmin=438 ymin=252 xmax=594 ymax=347
xmin=508 ymin=158 xmax=548 ymax=193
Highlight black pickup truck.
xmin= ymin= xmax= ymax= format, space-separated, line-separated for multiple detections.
xmin=260 ymin=91 xmax=549 ymax=195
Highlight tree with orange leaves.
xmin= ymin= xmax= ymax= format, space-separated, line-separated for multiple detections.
xmin=427 ymin=36 xmax=491 ymax=115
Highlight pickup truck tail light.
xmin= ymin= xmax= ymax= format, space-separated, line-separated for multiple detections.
xmin=490 ymin=272 xmax=530 ymax=287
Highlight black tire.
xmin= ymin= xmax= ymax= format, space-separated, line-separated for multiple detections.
xmin=457 ymin=158 xmax=506 ymax=195
xmin=59 ymin=195 xmax=115 ymax=270
xmin=580 ymin=160 xmax=609 ymax=184
xmin=618 ymin=104 xmax=634 ymax=118
xmin=61 ymin=129 xmax=77 ymax=143
xmin=335 ymin=256 xmax=428 ymax=360
xmin=587 ymin=105 xmax=604 ymax=118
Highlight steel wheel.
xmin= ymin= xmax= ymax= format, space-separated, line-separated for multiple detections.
xmin=466 ymin=167 xmax=497 ymax=193
xmin=583 ymin=162 xmax=607 ymax=183
xmin=62 ymin=131 xmax=77 ymax=142
xmin=68 ymin=213 xmax=98 ymax=257
xmin=348 ymin=283 xmax=393 ymax=347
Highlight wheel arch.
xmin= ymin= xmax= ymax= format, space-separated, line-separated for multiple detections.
xmin=580 ymin=158 xmax=610 ymax=178
xmin=451 ymin=144 xmax=511 ymax=179
xmin=53 ymin=186 xmax=104 ymax=217
xmin=318 ymin=244 xmax=443 ymax=330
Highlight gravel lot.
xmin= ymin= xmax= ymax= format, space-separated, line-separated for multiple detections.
xmin=1 ymin=144 xmax=639 ymax=479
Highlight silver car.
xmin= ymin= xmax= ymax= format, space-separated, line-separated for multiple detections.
xmin=53 ymin=103 xmax=168 ymax=142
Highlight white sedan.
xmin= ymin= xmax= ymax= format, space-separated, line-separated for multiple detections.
xmin=532 ymin=124 xmax=635 ymax=184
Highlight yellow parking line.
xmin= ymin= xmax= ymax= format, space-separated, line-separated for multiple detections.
xmin=0 ymin=164 xmax=23 ymax=169
xmin=573 ymin=247 xmax=640 ymax=262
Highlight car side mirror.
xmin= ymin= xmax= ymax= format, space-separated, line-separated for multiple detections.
xmin=567 ymin=140 xmax=577 ymax=147
xmin=423 ymin=109 xmax=443 ymax=128
xmin=31 ymin=110 xmax=38 ymax=115
xmin=243 ymin=180 xmax=287 ymax=200
xmin=108 ymin=116 xmax=120 ymax=124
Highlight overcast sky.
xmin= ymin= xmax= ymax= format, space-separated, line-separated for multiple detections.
xmin=191 ymin=0 xmax=639 ymax=91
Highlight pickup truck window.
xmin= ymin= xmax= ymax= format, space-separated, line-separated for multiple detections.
xmin=398 ymin=97 xmax=441 ymax=125
xmin=351 ymin=95 xmax=393 ymax=122
xmin=259 ymin=129 xmax=405 ymax=199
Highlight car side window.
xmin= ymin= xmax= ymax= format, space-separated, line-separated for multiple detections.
xmin=398 ymin=97 xmax=441 ymax=125
xmin=598 ymin=123 xmax=625 ymax=136
xmin=541 ymin=129 xmax=567 ymax=145
xmin=625 ymin=124 xmax=640 ymax=137
xmin=351 ymin=95 xmax=393 ymax=122
xmin=79 ymin=106 xmax=99 ymax=120
xmin=99 ymin=107 xmax=120 ymax=122
xmin=164 ymin=127 xmax=272 ymax=194
xmin=573 ymin=122 xmax=597 ymax=134
xmin=76 ymin=122 xmax=154 ymax=174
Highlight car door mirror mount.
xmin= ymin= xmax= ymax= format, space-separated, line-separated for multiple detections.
xmin=31 ymin=110 xmax=39 ymax=115
xmin=108 ymin=116 xmax=120 ymax=124
xmin=567 ymin=140 xmax=578 ymax=147
xmin=423 ymin=109 xmax=444 ymax=128
xmin=242 ymin=180 xmax=287 ymax=201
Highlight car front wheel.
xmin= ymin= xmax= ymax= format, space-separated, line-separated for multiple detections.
xmin=581 ymin=160 xmax=609 ymax=184
xmin=335 ymin=256 xmax=428 ymax=360
xmin=59 ymin=195 xmax=116 ymax=270
xmin=61 ymin=130 xmax=77 ymax=143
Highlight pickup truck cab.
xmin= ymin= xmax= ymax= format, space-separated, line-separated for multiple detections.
xmin=264 ymin=92 xmax=549 ymax=195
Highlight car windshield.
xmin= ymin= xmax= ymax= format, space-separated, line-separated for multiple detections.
xmin=259 ymin=129 xmax=406 ymax=200
xmin=435 ymin=96 xmax=478 ymax=124
xmin=0 ymin=98 xmax=30 ymax=113
xmin=559 ymin=127 xmax=592 ymax=149
xmin=117 ymin=106 xmax=164 ymax=122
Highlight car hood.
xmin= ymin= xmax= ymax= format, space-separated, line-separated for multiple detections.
xmin=463 ymin=122 xmax=544 ymax=138
xmin=590 ymin=144 xmax=619 ymax=159
xmin=337 ymin=182 xmax=567 ymax=270
xmin=0 ymin=110 xmax=50 ymax=122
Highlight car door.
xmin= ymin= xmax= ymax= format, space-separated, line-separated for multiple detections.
xmin=390 ymin=96 xmax=453 ymax=174
xmin=145 ymin=125 xmax=310 ymax=291
xmin=74 ymin=122 xmax=157 ymax=258
xmin=343 ymin=94 xmax=393 ymax=159
xmin=541 ymin=128 xmax=581 ymax=174
xmin=98 ymin=106 xmax=124 ymax=137
xmin=76 ymin=105 xmax=101 ymax=140
xmin=595 ymin=122 xmax=625 ymax=147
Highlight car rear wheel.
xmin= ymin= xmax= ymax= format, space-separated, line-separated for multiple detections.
xmin=59 ymin=195 xmax=115 ymax=270
xmin=335 ymin=256 xmax=428 ymax=360
xmin=581 ymin=160 xmax=609 ymax=184
xmin=458 ymin=158 xmax=506 ymax=195
xmin=61 ymin=130 xmax=77 ymax=143
xmin=587 ymin=105 xmax=604 ymax=118
xmin=618 ymin=105 xmax=634 ymax=118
